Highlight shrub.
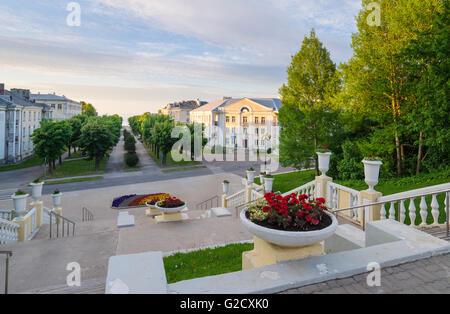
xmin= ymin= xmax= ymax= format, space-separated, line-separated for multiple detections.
xmin=124 ymin=140 xmax=136 ymax=152
xmin=125 ymin=152 xmax=139 ymax=167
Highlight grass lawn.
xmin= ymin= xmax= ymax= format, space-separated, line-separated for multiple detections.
xmin=254 ymin=170 xmax=316 ymax=193
xmin=43 ymin=158 xmax=108 ymax=179
xmin=65 ymin=150 xmax=84 ymax=160
xmin=146 ymin=146 xmax=201 ymax=168
xmin=0 ymin=156 xmax=44 ymax=172
xmin=164 ymin=243 xmax=254 ymax=284
xmin=43 ymin=176 xmax=103 ymax=186
xmin=162 ymin=166 xmax=207 ymax=173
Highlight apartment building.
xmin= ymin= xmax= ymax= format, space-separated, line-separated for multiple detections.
xmin=190 ymin=97 xmax=281 ymax=151
xmin=0 ymin=85 xmax=48 ymax=164
xmin=30 ymin=93 xmax=81 ymax=121
xmin=160 ymin=99 xmax=207 ymax=124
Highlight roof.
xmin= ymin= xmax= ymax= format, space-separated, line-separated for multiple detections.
xmin=191 ymin=97 xmax=281 ymax=112
xmin=4 ymin=90 xmax=43 ymax=108
xmin=30 ymin=93 xmax=79 ymax=104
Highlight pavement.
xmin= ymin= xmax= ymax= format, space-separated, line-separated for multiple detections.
xmin=280 ymin=253 xmax=450 ymax=294
xmin=0 ymin=171 xmax=252 ymax=293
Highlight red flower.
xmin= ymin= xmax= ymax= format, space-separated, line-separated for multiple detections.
xmin=316 ymin=198 xmax=326 ymax=204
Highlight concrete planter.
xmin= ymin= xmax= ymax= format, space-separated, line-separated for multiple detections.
xmin=362 ymin=160 xmax=383 ymax=192
xmin=259 ymin=175 xmax=265 ymax=186
xmin=223 ymin=182 xmax=230 ymax=195
xmin=30 ymin=182 xmax=44 ymax=201
xmin=11 ymin=193 xmax=29 ymax=216
xmin=156 ymin=202 xmax=186 ymax=213
xmin=146 ymin=202 xmax=157 ymax=209
xmin=52 ymin=193 xmax=62 ymax=208
xmin=246 ymin=170 xmax=256 ymax=184
xmin=264 ymin=177 xmax=274 ymax=193
xmin=240 ymin=209 xmax=338 ymax=247
xmin=316 ymin=152 xmax=332 ymax=177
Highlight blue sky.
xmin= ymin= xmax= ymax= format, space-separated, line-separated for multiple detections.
xmin=0 ymin=0 xmax=362 ymax=117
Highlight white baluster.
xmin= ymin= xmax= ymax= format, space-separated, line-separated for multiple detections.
xmin=419 ymin=196 xmax=428 ymax=226
xmin=399 ymin=200 xmax=406 ymax=224
xmin=380 ymin=203 xmax=386 ymax=220
xmin=430 ymin=194 xmax=439 ymax=225
xmin=408 ymin=198 xmax=416 ymax=226
xmin=389 ymin=202 xmax=396 ymax=220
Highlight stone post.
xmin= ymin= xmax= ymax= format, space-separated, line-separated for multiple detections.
xmin=35 ymin=201 xmax=43 ymax=227
xmin=315 ymin=175 xmax=332 ymax=199
xmin=222 ymin=194 xmax=228 ymax=208
xmin=12 ymin=216 xmax=25 ymax=242
xmin=245 ymin=183 xmax=253 ymax=203
xmin=359 ymin=190 xmax=383 ymax=227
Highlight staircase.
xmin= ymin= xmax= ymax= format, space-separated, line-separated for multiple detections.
xmin=19 ymin=277 xmax=106 ymax=294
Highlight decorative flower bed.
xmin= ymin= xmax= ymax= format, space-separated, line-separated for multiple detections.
xmin=156 ymin=197 xmax=186 ymax=213
xmin=247 ymin=193 xmax=332 ymax=232
xmin=240 ymin=193 xmax=338 ymax=247
xmin=112 ymin=193 xmax=170 ymax=208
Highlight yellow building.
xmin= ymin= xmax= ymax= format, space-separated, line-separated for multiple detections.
xmin=190 ymin=97 xmax=281 ymax=151
xmin=160 ymin=99 xmax=206 ymax=124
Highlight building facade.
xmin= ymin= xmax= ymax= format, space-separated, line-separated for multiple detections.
xmin=0 ymin=85 xmax=48 ymax=164
xmin=160 ymin=99 xmax=206 ymax=124
xmin=190 ymin=97 xmax=281 ymax=151
xmin=30 ymin=93 xmax=81 ymax=121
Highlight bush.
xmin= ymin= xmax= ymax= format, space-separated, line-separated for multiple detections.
xmin=125 ymin=152 xmax=139 ymax=167
xmin=124 ymin=140 xmax=136 ymax=152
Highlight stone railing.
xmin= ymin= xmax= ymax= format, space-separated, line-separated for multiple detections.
xmin=224 ymin=189 xmax=247 ymax=208
xmin=0 ymin=217 xmax=20 ymax=244
xmin=12 ymin=204 xmax=44 ymax=242
xmin=377 ymin=183 xmax=450 ymax=227
xmin=0 ymin=209 xmax=13 ymax=221
xmin=326 ymin=182 xmax=361 ymax=224
xmin=251 ymin=189 xmax=264 ymax=202
xmin=282 ymin=181 xmax=315 ymax=198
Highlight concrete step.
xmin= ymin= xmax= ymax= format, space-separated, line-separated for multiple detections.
xmin=19 ymin=277 xmax=106 ymax=294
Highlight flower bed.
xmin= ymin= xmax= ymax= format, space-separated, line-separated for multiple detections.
xmin=246 ymin=193 xmax=332 ymax=232
xmin=112 ymin=193 xmax=170 ymax=208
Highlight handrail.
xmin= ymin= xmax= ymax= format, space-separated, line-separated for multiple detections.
xmin=196 ymin=195 xmax=219 ymax=210
xmin=49 ymin=211 xmax=76 ymax=239
xmin=0 ymin=251 xmax=12 ymax=294
xmin=333 ymin=189 xmax=450 ymax=233
xmin=82 ymin=207 xmax=94 ymax=222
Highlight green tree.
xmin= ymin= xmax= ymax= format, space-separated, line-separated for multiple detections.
xmin=279 ymin=29 xmax=340 ymax=175
xmin=81 ymin=101 xmax=97 ymax=117
xmin=341 ymin=0 xmax=441 ymax=176
xmin=79 ymin=119 xmax=114 ymax=170
xmin=31 ymin=120 xmax=69 ymax=171
xmin=153 ymin=120 xmax=177 ymax=165
xmin=67 ymin=116 xmax=82 ymax=156
xmin=402 ymin=0 xmax=449 ymax=174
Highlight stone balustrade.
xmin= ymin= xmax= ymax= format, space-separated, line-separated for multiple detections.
xmin=0 ymin=217 xmax=20 ymax=244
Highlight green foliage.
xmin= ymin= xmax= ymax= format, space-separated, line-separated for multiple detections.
xmin=336 ymin=141 xmax=364 ymax=180
xmin=79 ymin=119 xmax=115 ymax=171
xmin=125 ymin=152 xmax=139 ymax=168
xmin=81 ymin=101 xmax=97 ymax=117
xmin=279 ymin=29 xmax=341 ymax=175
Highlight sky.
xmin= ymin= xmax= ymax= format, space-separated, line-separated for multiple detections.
xmin=0 ymin=0 xmax=362 ymax=119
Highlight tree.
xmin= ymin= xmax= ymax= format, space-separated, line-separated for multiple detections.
xmin=153 ymin=120 xmax=177 ymax=165
xmin=67 ymin=116 xmax=82 ymax=156
xmin=81 ymin=101 xmax=97 ymax=117
xmin=402 ymin=0 xmax=450 ymax=174
xmin=341 ymin=0 xmax=442 ymax=176
xmin=31 ymin=120 xmax=69 ymax=171
xmin=279 ymin=29 xmax=340 ymax=175
xmin=79 ymin=119 xmax=114 ymax=171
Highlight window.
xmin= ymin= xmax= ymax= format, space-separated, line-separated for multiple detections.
xmin=255 ymin=117 xmax=259 ymax=124
xmin=226 ymin=138 xmax=230 ymax=145
xmin=255 ymin=140 xmax=259 ymax=146
xmin=51 ymin=104 xmax=55 ymax=109
xmin=261 ymin=117 xmax=266 ymax=124
xmin=226 ymin=127 xmax=230 ymax=134
xmin=243 ymin=117 xmax=248 ymax=123
xmin=58 ymin=104 xmax=62 ymax=110
xmin=232 ymin=116 xmax=236 ymax=123
xmin=34 ymin=112 xmax=36 ymax=121
xmin=261 ymin=128 xmax=265 ymax=135
xmin=226 ymin=116 xmax=230 ymax=123
xmin=29 ymin=112 xmax=31 ymax=121
xmin=232 ymin=127 xmax=235 ymax=134
xmin=23 ymin=127 xmax=25 ymax=137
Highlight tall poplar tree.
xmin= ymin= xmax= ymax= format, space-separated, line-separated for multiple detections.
xmin=279 ymin=29 xmax=340 ymax=175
